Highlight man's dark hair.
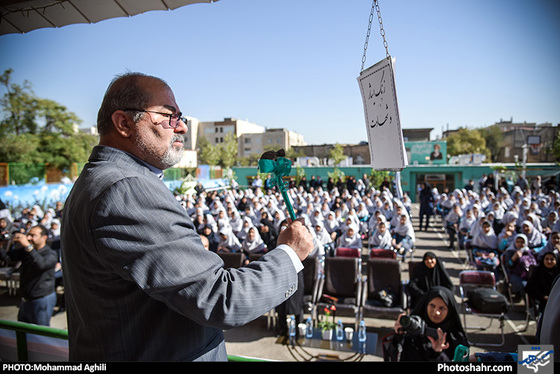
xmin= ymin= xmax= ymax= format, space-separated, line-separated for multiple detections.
xmin=96 ymin=72 xmax=169 ymax=136
xmin=33 ymin=225 xmax=49 ymax=237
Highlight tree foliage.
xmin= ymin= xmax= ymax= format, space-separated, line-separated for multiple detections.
xmin=446 ymin=128 xmax=490 ymax=159
xmin=552 ymin=135 xmax=560 ymax=163
xmin=479 ymin=125 xmax=503 ymax=162
xmin=328 ymin=143 xmax=346 ymax=166
xmin=0 ymin=69 xmax=97 ymax=173
xmin=197 ymin=132 xmax=238 ymax=168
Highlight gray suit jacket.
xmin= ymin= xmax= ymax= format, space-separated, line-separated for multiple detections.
xmin=61 ymin=146 xmax=299 ymax=361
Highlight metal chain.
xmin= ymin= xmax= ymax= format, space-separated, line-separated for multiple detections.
xmin=360 ymin=0 xmax=375 ymax=72
xmin=376 ymin=0 xmax=390 ymax=58
xmin=361 ymin=0 xmax=390 ymax=73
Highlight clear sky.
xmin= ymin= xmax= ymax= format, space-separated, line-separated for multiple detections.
xmin=1 ymin=0 xmax=559 ymax=145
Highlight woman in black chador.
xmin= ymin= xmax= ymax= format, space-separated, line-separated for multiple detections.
xmin=387 ymin=287 xmax=468 ymax=361
xmin=408 ymin=252 xmax=454 ymax=309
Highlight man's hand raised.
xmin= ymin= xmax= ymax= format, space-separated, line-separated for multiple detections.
xmin=277 ymin=218 xmax=314 ymax=261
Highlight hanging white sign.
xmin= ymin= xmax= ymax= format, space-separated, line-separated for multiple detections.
xmin=358 ymin=57 xmax=407 ymax=171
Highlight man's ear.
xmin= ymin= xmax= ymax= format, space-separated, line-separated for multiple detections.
xmin=111 ymin=110 xmax=133 ymax=138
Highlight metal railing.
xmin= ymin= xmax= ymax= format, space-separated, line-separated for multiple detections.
xmin=0 ymin=319 xmax=265 ymax=362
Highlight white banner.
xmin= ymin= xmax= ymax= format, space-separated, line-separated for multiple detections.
xmin=358 ymin=57 xmax=407 ymax=171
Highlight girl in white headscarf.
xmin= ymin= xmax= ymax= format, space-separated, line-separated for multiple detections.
xmin=543 ymin=211 xmax=558 ymax=235
xmin=228 ymin=209 xmax=243 ymax=235
xmin=204 ymin=213 xmax=218 ymax=233
xmin=310 ymin=208 xmax=324 ymax=227
xmin=368 ymin=218 xmax=393 ymax=249
xmin=40 ymin=208 xmax=56 ymax=229
xmin=241 ymin=226 xmax=266 ymax=255
xmin=498 ymin=221 xmax=517 ymax=253
xmin=313 ymin=221 xmax=331 ymax=257
xmin=237 ymin=217 xmax=253 ymax=241
xmin=471 ymin=220 xmax=499 ymax=269
xmin=504 ymin=234 xmax=537 ymax=293
xmin=521 ymin=220 xmax=547 ymax=253
xmin=336 ymin=223 xmax=362 ymax=249
xmin=324 ymin=211 xmax=340 ymax=241
xmin=217 ymin=227 xmax=242 ymax=253
xmin=392 ymin=214 xmax=415 ymax=255
xmin=526 ymin=213 xmax=543 ymax=233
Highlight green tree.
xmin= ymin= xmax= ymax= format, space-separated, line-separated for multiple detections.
xmin=0 ymin=69 xmax=97 ymax=175
xmin=0 ymin=68 xmax=39 ymax=136
xmin=197 ymin=136 xmax=220 ymax=166
xmin=446 ymin=128 xmax=490 ymax=159
xmin=479 ymin=124 xmax=503 ymax=162
xmin=551 ymin=135 xmax=560 ymax=163
xmin=197 ymin=133 xmax=238 ymax=168
xmin=328 ymin=143 xmax=347 ymax=183
xmin=328 ymin=143 xmax=346 ymax=166
xmin=218 ymin=132 xmax=238 ymax=168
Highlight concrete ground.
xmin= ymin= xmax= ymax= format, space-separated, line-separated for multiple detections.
xmin=0 ymin=204 xmax=538 ymax=362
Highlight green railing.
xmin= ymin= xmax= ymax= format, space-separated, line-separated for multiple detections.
xmin=0 ymin=319 xmax=265 ymax=362
xmin=0 ymin=319 xmax=68 ymax=361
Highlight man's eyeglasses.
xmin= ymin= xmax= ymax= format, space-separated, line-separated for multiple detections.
xmin=123 ymin=109 xmax=187 ymax=129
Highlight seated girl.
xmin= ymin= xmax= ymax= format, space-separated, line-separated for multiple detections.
xmin=314 ymin=221 xmax=333 ymax=256
xmin=392 ymin=214 xmax=415 ymax=256
xmin=497 ymin=221 xmax=517 ymax=254
xmin=324 ymin=211 xmax=340 ymax=241
xmin=241 ymin=226 xmax=267 ymax=257
xmin=336 ymin=223 xmax=362 ymax=249
xmin=217 ymin=227 xmax=242 ymax=253
xmin=471 ymin=219 xmax=500 ymax=270
xmin=368 ymin=218 xmax=393 ymax=250
xmin=521 ymin=220 xmax=547 ymax=254
xmin=458 ymin=208 xmax=475 ymax=249
xmin=504 ymin=234 xmax=537 ymax=294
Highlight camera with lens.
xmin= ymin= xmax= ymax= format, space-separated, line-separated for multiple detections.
xmin=399 ymin=315 xmax=438 ymax=339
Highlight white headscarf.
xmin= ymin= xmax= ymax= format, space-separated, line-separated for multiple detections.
xmin=337 ymin=223 xmax=362 ymax=249
xmin=241 ymin=227 xmax=266 ymax=254
xmin=393 ymin=214 xmax=415 ymax=242
xmin=368 ymin=220 xmax=392 ymax=249
xmin=218 ymin=227 xmax=241 ymax=253
xmin=471 ymin=220 xmax=498 ymax=249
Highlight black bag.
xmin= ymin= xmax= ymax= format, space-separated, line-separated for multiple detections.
xmin=468 ymin=288 xmax=508 ymax=314
xmin=371 ymin=286 xmax=397 ymax=307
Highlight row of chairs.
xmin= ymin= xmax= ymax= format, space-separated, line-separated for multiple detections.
xmin=218 ymin=250 xmax=513 ymax=347
xmin=217 ymin=249 xmax=408 ymax=331
xmin=0 ymin=239 xmax=20 ymax=296
xmin=458 ymin=237 xmax=537 ymax=333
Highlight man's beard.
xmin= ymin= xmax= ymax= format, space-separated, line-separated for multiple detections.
xmin=135 ymin=132 xmax=184 ymax=170
xmin=161 ymin=134 xmax=185 ymax=168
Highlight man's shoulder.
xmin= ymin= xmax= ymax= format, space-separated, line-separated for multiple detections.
xmin=77 ymin=146 xmax=155 ymax=187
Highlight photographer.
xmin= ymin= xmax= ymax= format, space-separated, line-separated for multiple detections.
xmin=8 ymin=225 xmax=58 ymax=326
xmin=385 ymin=286 xmax=468 ymax=361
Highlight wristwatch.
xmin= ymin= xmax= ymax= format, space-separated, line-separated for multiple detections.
xmin=25 ymin=245 xmax=34 ymax=252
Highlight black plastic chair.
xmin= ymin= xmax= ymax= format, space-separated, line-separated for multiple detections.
xmin=361 ymin=258 xmax=406 ymax=321
xmin=458 ymin=270 xmax=506 ymax=346
xmin=316 ymin=257 xmax=362 ymax=329
xmin=217 ymin=252 xmax=245 ymax=269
